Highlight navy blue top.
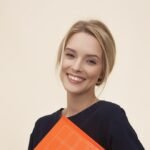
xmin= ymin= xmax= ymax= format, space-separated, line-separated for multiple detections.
xmin=28 ymin=100 xmax=144 ymax=150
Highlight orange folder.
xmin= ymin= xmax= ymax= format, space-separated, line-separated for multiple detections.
xmin=34 ymin=116 xmax=105 ymax=150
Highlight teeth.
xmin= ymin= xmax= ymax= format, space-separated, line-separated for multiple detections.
xmin=68 ymin=74 xmax=83 ymax=82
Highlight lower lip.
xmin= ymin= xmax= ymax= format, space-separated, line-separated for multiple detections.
xmin=67 ymin=74 xmax=84 ymax=84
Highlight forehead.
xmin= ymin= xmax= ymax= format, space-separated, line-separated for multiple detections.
xmin=66 ymin=32 xmax=102 ymax=57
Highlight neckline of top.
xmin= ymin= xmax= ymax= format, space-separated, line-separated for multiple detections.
xmin=58 ymin=100 xmax=105 ymax=119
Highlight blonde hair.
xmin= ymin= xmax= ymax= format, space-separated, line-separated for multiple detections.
xmin=56 ymin=20 xmax=116 ymax=86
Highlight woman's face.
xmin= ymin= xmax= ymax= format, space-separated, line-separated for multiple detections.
xmin=60 ymin=32 xmax=103 ymax=95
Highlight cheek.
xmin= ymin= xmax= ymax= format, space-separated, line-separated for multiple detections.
xmin=61 ymin=58 xmax=71 ymax=69
xmin=59 ymin=61 xmax=65 ymax=79
xmin=86 ymin=67 xmax=103 ymax=83
xmin=60 ymin=59 xmax=70 ymax=79
xmin=60 ymin=60 xmax=68 ymax=73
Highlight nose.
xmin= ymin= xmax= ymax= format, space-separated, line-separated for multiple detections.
xmin=71 ymin=59 xmax=82 ymax=72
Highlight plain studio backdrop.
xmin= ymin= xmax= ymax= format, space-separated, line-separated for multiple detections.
xmin=0 ymin=0 xmax=149 ymax=149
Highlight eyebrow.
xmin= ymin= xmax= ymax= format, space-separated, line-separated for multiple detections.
xmin=65 ymin=47 xmax=101 ymax=60
xmin=65 ymin=48 xmax=76 ymax=52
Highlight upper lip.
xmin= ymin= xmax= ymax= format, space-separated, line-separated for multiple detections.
xmin=67 ymin=73 xmax=86 ymax=80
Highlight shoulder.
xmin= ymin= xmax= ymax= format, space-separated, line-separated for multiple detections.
xmin=28 ymin=109 xmax=62 ymax=150
xmin=96 ymin=100 xmax=125 ymax=118
xmin=94 ymin=100 xmax=131 ymax=129
xmin=99 ymin=100 xmax=128 ymax=124
xmin=35 ymin=108 xmax=62 ymax=128
xmin=98 ymin=100 xmax=122 ymax=109
xmin=97 ymin=101 xmax=144 ymax=149
xmin=88 ymin=100 xmax=128 ymax=128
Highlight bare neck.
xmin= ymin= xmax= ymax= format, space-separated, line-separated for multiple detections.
xmin=63 ymin=91 xmax=98 ymax=117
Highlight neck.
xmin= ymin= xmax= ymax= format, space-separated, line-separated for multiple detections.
xmin=63 ymin=91 xmax=98 ymax=117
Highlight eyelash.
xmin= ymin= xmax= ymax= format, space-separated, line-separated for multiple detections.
xmin=65 ymin=53 xmax=97 ymax=65
xmin=65 ymin=53 xmax=75 ymax=58
xmin=87 ymin=60 xmax=97 ymax=65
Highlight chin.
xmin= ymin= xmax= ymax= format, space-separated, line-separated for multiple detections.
xmin=64 ymin=85 xmax=84 ymax=95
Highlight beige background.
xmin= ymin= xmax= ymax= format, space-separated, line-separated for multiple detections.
xmin=0 ymin=0 xmax=149 ymax=149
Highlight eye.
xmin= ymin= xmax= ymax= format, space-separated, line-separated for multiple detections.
xmin=65 ymin=53 xmax=75 ymax=59
xmin=87 ymin=59 xmax=97 ymax=65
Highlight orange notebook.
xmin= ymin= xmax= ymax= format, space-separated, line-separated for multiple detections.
xmin=34 ymin=116 xmax=105 ymax=150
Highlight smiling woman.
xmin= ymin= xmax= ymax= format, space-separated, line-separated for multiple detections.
xmin=60 ymin=32 xmax=103 ymax=95
xmin=28 ymin=20 xmax=144 ymax=150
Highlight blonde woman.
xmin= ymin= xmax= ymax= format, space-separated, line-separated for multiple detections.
xmin=28 ymin=20 xmax=144 ymax=150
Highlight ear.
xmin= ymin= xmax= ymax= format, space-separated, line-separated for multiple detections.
xmin=96 ymin=77 xmax=102 ymax=85
xmin=96 ymin=70 xmax=104 ymax=85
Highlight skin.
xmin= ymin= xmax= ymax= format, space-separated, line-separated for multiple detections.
xmin=60 ymin=32 xmax=103 ymax=117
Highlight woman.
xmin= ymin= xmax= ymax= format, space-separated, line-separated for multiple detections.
xmin=28 ymin=20 xmax=144 ymax=149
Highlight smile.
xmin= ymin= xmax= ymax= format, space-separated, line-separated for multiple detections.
xmin=67 ymin=74 xmax=85 ymax=83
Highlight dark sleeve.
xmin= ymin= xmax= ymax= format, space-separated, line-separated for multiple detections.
xmin=28 ymin=120 xmax=41 ymax=150
xmin=109 ymin=107 xmax=144 ymax=150
xmin=28 ymin=113 xmax=60 ymax=150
